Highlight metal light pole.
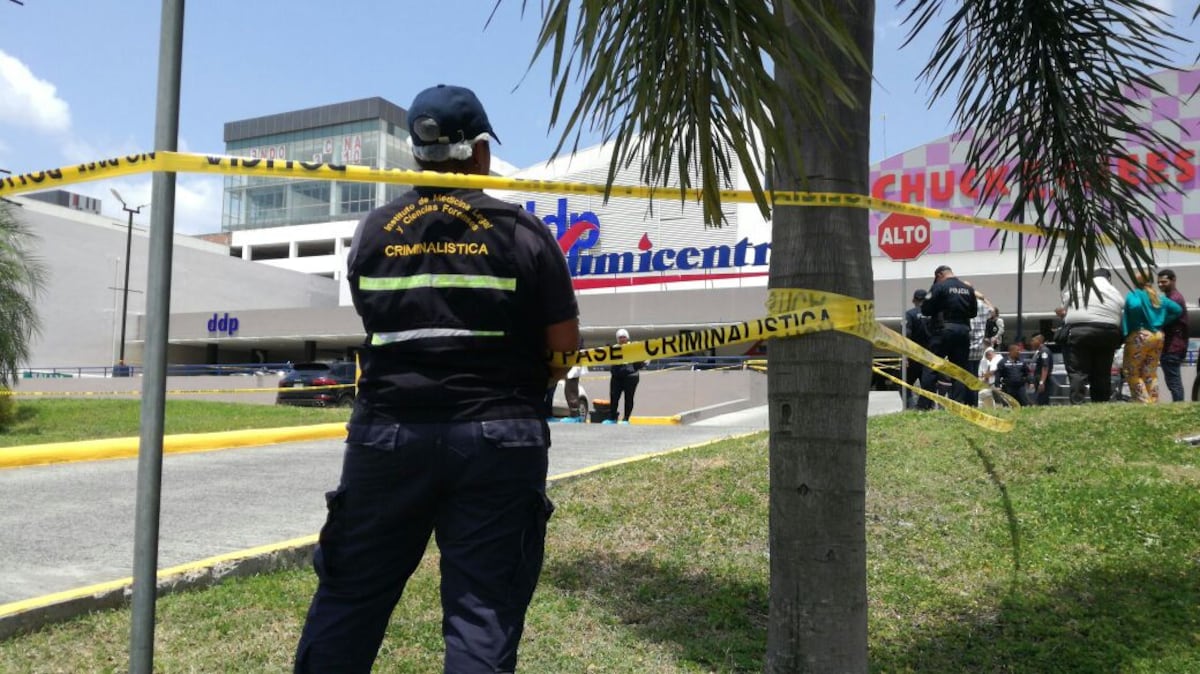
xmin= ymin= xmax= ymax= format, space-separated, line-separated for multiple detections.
xmin=1016 ymin=233 xmax=1025 ymax=344
xmin=110 ymin=189 xmax=148 ymax=373
xmin=1015 ymin=208 xmax=1026 ymax=346
xmin=130 ymin=2 xmax=184 ymax=669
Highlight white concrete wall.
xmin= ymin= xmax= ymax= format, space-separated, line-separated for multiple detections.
xmin=11 ymin=197 xmax=340 ymax=368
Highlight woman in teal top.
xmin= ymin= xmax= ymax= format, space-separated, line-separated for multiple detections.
xmin=1121 ymin=274 xmax=1182 ymax=403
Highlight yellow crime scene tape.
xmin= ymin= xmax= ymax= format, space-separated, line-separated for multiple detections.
xmin=549 ymin=288 xmax=1017 ymax=432
xmin=2 ymin=150 xmax=1199 ymax=255
xmin=4 ymin=150 xmax=1129 ymax=429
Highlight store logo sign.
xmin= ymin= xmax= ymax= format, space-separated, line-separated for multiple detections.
xmin=526 ymin=198 xmax=601 ymax=258
xmin=526 ymin=198 xmax=771 ymax=282
xmin=207 ymin=312 xmax=240 ymax=337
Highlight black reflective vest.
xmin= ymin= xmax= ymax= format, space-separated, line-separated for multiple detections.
xmin=922 ymin=277 xmax=978 ymax=333
xmin=995 ymin=356 xmax=1029 ymax=388
xmin=347 ymin=188 xmax=549 ymax=422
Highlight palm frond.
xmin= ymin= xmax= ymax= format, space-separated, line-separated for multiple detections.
xmin=0 ymin=203 xmax=45 ymax=386
xmin=521 ymin=0 xmax=869 ymax=227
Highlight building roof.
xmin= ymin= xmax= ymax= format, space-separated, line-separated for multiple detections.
xmin=223 ymin=97 xmax=408 ymax=143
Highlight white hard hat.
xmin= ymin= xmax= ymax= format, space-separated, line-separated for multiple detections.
xmin=616 ymin=328 xmax=630 ymax=340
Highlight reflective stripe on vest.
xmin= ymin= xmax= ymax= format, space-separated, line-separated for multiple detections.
xmin=358 ymin=273 xmax=517 ymax=292
xmin=371 ymin=328 xmax=506 ymax=345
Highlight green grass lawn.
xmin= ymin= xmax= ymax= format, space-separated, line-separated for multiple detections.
xmin=0 ymin=399 xmax=349 ymax=446
xmin=1 ymin=402 xmax=1198 ymax=672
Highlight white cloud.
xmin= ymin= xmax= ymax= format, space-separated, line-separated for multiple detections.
xmin=59 ymin=132 xmax=149 ymax=166
xmin=105 ymin=175 xmax=223 ymax=236
xmin=59 ymin=137 xmax=104 ymax=165
xmin=0 ymin=50 xmax=70 ymax=134
xmin=173 ymin=176 xmax=224 ymax=235
xmin=75 ymin=173 xmax=224 ymax=237
xmin=43 ymin=130 xmax=223 ymax=235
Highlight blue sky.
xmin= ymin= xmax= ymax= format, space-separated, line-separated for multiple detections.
xmin=0 ymin=0 xmax=1196 ymax=234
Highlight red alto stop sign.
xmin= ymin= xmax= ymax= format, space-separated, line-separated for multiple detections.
xmin=877 ymin=213 xmax=931 ymax=261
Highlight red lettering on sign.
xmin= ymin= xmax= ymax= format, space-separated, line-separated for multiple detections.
xmin=869 ymin=145 xmax=1198 ymax=204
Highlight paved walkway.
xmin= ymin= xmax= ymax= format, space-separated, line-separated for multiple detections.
xmin=0 ymin=393 xmax=901 ymax=631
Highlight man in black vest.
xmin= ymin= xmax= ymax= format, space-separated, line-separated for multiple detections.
xmin=295 ymin=84 xmax=580 ymax=674
xmin=917 ymin=265 xmax=979 ymax=409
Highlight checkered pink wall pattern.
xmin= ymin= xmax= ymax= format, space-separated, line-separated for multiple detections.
xmin=868 ymin=67 xmax=1200 ymax=258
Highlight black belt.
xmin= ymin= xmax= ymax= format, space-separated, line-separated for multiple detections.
xmin=1068 ymin=321 xmax=1119 ymax=330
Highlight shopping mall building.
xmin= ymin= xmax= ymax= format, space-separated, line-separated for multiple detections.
xmin=12 ymin=67 xmax=1200 ymax=371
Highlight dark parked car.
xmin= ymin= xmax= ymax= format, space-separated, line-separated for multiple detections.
xmin=276 ymin=361 xmax=356 ymax=407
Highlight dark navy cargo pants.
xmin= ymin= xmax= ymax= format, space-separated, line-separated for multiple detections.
xmin=294 ymin=418 xmax=553 ymax=674
xmin=918 ymin=322 xmax=972 ymax=409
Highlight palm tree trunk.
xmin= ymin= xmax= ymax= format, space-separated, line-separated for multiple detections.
xmin=766 ymin=0 xmax=875 ymax=671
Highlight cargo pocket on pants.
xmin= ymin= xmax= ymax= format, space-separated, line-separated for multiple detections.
xmin=313 ymin=486 xmax=347 ymax=580
xmin=508 ymin=491 xmax=554 ymax=606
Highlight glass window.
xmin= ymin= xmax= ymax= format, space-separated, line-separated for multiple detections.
xmin=247 ymin=186 xmax=287 ymax=226
xmin=223 ymin=121 xmax=402 ymax=230
xmin=341 ymin=182 xmax=375 ymax=215
xmin=290 ymin=181 xmax=331 ymax=224
xmin=223 ymin=185 xmax=244 ymax=229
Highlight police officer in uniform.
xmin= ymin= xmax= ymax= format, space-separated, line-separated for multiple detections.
xmin=995 ymin=342 xmax=1032 ymax=406
xmin=917 ymin=264 xmax=979 ymax=409
xmin=294 ymin=84 xmax=580 ymax=673
xmin=902 ymin=288 xmax=931 ymax=408
xmin=1029 ymin=333 xmax=1054 ymax=405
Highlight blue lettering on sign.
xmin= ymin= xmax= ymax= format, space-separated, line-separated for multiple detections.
xmin=525 ymin=198 xmax=601 ymax=273
xmin=525 ymin=198 xmax=772 ymax=278
xmin=207 ymin=312 xmax=239 ymax=337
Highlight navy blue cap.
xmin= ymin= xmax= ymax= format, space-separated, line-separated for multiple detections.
xmin=407 ymin=84 xmax=500 ymax=148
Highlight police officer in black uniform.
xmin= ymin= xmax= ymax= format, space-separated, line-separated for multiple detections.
xmin=917 ymin=264 xmax=979 ymax=409
xmin=902 ymin=288 xmax=931 ymax=408
xmin=1030 ymin=333 xmax=1053 ymax=405
xmin=295 ymin=84 xmax=580 ymax=674
xmin=995 ymin=342 xmax=1032 ymax=406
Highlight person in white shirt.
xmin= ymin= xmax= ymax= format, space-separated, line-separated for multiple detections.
xmin=1062 ymin=268 xmax=1125 ymax=403
xmin=977 ymin=347 xmax=1002 ymax=408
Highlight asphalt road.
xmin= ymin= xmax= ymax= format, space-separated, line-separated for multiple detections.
xmin=0 ymin=409 xmax=770 ymax=605
xmin=0 ymin=395 xmax=901 ymax=607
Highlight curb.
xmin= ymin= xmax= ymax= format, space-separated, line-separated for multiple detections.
xmin=628 ymin=415 xmax=681 ymax=425
xmin=675 ymin=398 xmax=755 ymax=424
xmin=0 ymin=423 xmax=348 ymax=470
xmin=0 ymin=535 xmax=317 ymax=641
xmin=0 ymin=423 xmax=766 ymax=642
xmin=0 ymin=406 xmax=764 ymax=641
